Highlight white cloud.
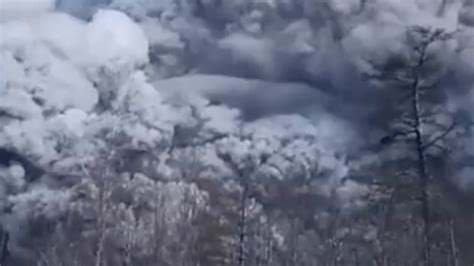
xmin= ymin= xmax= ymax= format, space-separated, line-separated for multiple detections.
xmin=85 ymin=9 xmax=149 ymax=67
xmin=0 ymin=0 xmax=54 ymax=21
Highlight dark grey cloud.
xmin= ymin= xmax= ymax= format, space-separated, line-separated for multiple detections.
xmin=1 ymin=0 xmax=474 ymax=244
xmin=55 ymin=0 xmax=112 ymax=19
xmin=154 ymin=74 xmax=336 ymax=120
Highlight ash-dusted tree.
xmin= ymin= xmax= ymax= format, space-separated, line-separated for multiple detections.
xmin=365 ymin=26 xmax=462 ymax=266
xmin=214 ymin=146 xmax=276 ymax=266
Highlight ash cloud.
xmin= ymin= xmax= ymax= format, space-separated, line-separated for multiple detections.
xmin=1 ymin=0 xmax=474 ymax=250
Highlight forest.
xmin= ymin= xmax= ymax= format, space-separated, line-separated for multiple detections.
xmin=0 ymin=0 xmax=474 ymax=265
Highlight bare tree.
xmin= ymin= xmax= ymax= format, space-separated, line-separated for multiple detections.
xmin=79 ymin=158 xmax=112 ymax=266
xmin=217 ymin=154 xmax=251 ymax=266
xmin=369 ymin=26 xmax=457 ymax=266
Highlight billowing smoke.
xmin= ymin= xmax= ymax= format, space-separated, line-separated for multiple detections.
xmin=1 ymin=0 xmax=473 ymax=256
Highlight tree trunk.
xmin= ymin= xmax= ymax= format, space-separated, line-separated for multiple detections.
xmin=449 ymin=220 xmax=459 ymax=266
xmin=410 ymin=45 xmax=431 ymax=266
xmin=0 ymin=230 xmax=9 ymax=266
xmin=237 ymin=182 xmax=248 ymax=266
xmin=153 ymin=181 xmax=165 ymax=265
xmin=95 ymin=179 xmax=107 ymax=266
